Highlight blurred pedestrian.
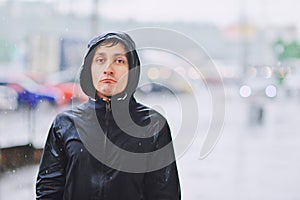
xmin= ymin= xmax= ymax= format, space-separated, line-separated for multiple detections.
xmin=36 ymin=31 xmax=181 ymax=200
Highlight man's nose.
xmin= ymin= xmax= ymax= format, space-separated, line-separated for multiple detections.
xmin=103 ymin=62 xmax=114 ymax=75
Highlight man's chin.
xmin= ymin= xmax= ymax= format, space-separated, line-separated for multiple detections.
xmin=96 ymin=89 xmax=113 ymax=99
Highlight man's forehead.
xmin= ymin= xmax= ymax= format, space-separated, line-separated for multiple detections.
xmin=98 ymin=40 xmax=126 ymax=48
xmin=95 ymin=42 xmax=127 ymax=54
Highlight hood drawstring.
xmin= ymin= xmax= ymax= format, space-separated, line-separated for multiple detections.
xmin=116 ymin=92 xmax=128 ymax=101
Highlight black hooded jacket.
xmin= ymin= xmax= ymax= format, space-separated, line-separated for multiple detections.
xmin=36 ymin=32 xmax=181 ymax=200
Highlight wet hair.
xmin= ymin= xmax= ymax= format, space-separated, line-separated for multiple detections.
xmin=97 ymin=38 xmax=123 ymax=48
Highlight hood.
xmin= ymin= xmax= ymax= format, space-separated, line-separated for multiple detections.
xmin=79 ymin=31 xmax=140 ymax=100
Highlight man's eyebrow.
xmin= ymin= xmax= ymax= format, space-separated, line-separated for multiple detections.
xmin=94 ymin=52 xmax=126 ymax=56
xmin=114 ymin=53 xmax=127 ymax=57
xmin=94 ymin=52 xmax=105 ymax=56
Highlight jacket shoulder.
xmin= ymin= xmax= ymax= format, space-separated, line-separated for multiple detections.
xmin=135 ymin=101 xmax=166 ymax=118
xmin=53 ymin=102 xmax=90 ymax=124
xmin=51 ymin=103 xmax=90 ymax=139
xmin=133 ymin=101 xmax=169 ymax=130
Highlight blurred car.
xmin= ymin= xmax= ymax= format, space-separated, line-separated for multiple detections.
xmin=239 ymin=77 xmax=277 ymax=101
xmin=46 ymin=82 xmax=88 ymax=105
xmin=0 ymin=73 xmax=63 ymax=109
xmin=239 ymin=66 xmax=278 ymax=124
xmin=45 ymin=69 xmax=88 ymax=105
xmin=136 ymin=82 xmax=174 ymax=95
xmin=0 ymin=85 xmax=18 ymax=110
xmin=239 ymin=66 xmax=278 ymax=101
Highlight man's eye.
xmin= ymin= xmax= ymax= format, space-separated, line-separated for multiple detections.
xmin=116 ymin=59 xmax=125 ymax=64
xmin=96 ymin=58 xmax=104 ymax=63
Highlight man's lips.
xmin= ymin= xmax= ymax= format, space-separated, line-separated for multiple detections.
xmin=100 ymin=78 xmax=117 ymax=83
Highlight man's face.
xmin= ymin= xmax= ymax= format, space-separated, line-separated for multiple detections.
xmin=91 ymin=42 xmax=129 ymax=100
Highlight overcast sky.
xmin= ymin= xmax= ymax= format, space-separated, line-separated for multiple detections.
xmin=52 ymin=0 xmax=300 ymax=28
xmin=2 ymin=0 xmax=300 ymax=28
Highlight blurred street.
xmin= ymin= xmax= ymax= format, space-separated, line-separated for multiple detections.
xmin=1 ymin=0 xmax=300 ymax=199
xmin=1 ymin=85 xmax=300 ymax=200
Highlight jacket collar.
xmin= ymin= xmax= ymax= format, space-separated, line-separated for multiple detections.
xmin=87 ymin=93 xmax=136 ymax=110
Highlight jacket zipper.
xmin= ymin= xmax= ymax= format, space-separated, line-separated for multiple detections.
xmin=102 ymin=99 xmax=111 ymax=200
xmin=104 ymin=99 xmax=111 ymax=148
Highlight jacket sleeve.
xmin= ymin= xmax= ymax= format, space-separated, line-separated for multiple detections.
xmin=144 ymin=121 xmax=181 ymax=200
xmin=36 ymin=121 xmax=66 ymax=200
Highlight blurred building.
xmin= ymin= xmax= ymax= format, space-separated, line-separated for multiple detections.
xmin=0 ymin=0 xmax=299 ymax=81
xmin=27 ymin=34 xmax=60 ymax=74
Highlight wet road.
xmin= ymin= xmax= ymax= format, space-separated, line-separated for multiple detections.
xmin=1 ymin=86 xmax=300 ymax=200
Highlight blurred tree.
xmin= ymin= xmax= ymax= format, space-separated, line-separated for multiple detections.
xmin=272 ymin=38 xmax=300 ymax=85
xmin=273 ymin=38 xmax=300 ymax=61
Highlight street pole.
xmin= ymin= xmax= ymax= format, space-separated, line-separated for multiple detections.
xmin=91 ymin=0 xmax=99 ymax=37
xmin=239 ymin=0 xmax=249 ymax=77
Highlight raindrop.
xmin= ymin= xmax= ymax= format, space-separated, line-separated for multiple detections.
xmin=24 ymin=154 xmax=27 ymax=158
xmin=80 ymin=149 xmax=83 ymax=152
xmin=45 ymin=170 xmax=48 ymax=174
xmin=138 ymin=142 xmax=142 ymax=146
xmin=12 ymin=170 xmax=16 ymax=173
xmin=59 ymin=148 xmax=63 ymax=152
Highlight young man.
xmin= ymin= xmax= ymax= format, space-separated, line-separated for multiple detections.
xmin=36 ymin=31 xmax=181 ymax=200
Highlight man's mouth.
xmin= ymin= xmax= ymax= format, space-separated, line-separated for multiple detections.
xmin=100 ymin=78 xmax=116 ymax=83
